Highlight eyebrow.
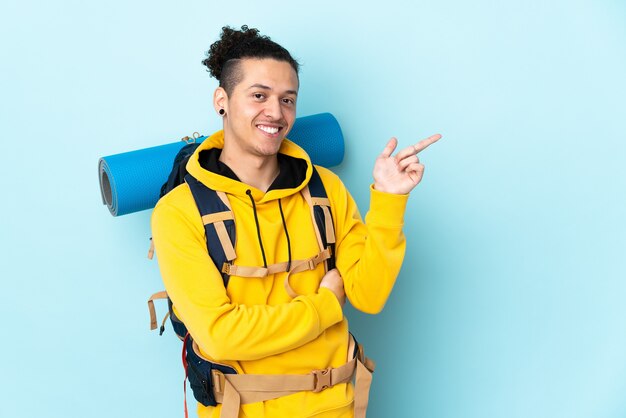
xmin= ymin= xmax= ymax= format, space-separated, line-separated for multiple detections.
xmin=248 ymin=83 xmax=298 ymax=96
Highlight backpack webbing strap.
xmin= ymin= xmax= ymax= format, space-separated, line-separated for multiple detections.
xmin=283 ymin=248 xmax=333 ymax=298
xmin=308 ymin=169 xmax=336 ymax=249
xmin=185 ymin=175 xmax=236 ymax=287
xmin=147 ymin=238 xmax=155 ymax=260
xmin=316 ymin=202 xmax=336 ymax=245
xmin=211 ymin=334 xmax=375 ymax=418
xmin=147 ymin=291 xmax=181 ymax=336
xmin=148 ymin=291 xmax=168 ymax=330
xmin=301 ymin=185 xmax=325 ymax=254
xmin=224 ymin=247 xmax=331 ymax=278
xmin=212 ymin=221 xmax=236 ymax=262
xmin=287 ymin=181 xmax=336 ymax=297
xmin=354 ymin=359 xmax=374 ymax=418
xmin=201 ymin=211 xmax=234 ymax=224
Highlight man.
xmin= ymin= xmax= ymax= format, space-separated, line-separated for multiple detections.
xmin=151 ymin=25 xmax=441 ymax=418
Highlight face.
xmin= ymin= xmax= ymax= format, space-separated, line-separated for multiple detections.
xmin=216 ymin=58 xmax=299 ymax=158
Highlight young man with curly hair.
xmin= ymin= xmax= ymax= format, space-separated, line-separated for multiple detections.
xmin=151 ymin=25 xmax=441 ymax=418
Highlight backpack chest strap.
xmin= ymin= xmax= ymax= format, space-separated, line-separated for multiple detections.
xmin=283 ymin=248 xmax=332 ymax=298
xmin=222 ymin=247 xmax=331 ymax=279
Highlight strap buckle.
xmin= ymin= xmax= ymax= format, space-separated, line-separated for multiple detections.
xmin=307 ymin=250 xmax=324 ymax=270
xmin=311 ymin=367 xmax=333 ymax=393
xmin=222 ymin=263 xmax=232 ymax=275
xmin=211 ymin=369 xmax=225 ymax=395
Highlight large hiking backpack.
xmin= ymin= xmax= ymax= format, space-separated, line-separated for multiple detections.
xmin=147 ymin=135 xmax=338 ymax=407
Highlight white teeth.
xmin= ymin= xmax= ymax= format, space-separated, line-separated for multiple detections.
xmin=258 ymin=125 xmax=279 ymax=134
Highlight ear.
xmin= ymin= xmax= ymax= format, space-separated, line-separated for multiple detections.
xmin=213 ymin=87 xmax=228 ymax=115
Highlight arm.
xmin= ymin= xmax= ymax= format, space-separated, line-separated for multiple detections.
xmin=327 ymin=134 xmax=442 ymax=314
xmin=151 ymin=198 xmax=343 ymax=362
xmin=325 ymin=175 xmax=408 ymax=314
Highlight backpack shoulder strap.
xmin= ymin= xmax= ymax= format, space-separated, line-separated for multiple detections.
xmin=160 ymin=142 xmax=202 ymax=198
xmin=306 ymin=167 xmax=336 ymax=270
xmin=184 ymin=174 xmax=236 ymax=287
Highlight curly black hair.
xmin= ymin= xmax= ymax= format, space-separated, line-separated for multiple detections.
xmin=202 ymin=25 xmax=300 ymax=95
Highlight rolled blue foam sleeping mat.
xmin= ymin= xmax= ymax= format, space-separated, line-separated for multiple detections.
xmin=99 ymin=112 xmax=344 ymax=217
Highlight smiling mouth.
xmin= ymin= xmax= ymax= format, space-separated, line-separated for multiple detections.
xmin=256 ymin=124 xmax=284 ymax=135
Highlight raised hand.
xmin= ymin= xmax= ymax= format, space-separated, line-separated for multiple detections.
xmin=372 ymin=134 xmax=442 ymax=195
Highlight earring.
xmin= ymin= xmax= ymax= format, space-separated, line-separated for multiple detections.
xmin=219 ymin=109 xmax=225 ymax=116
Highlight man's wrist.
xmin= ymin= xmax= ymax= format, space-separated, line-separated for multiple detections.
xmin=372 ymin=182 xmax=408 ymax=195
xmin=372 ymin=182 xmax=391 ymax=193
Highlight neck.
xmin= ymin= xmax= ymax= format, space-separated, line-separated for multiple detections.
xmin=219 ymin=144 xmax=280 ymax=192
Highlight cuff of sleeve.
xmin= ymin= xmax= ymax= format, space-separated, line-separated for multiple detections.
xmin=366 ymin=184 xmax=409 ymax=226
xmin=305 ymin=288 xmax=344 ymax=332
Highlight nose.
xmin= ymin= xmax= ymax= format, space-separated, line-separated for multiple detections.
xmin=263 ymin=97 xmax=283 ymax=120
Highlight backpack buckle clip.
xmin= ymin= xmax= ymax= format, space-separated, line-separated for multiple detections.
xmin=311 ymin=367 xmax=333 ymax=393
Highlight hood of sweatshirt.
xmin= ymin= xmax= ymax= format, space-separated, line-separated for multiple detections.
xmin=185 ymin=130 xmax=313 ymax=203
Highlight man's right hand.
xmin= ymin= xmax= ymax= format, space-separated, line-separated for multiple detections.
xmin=319 ymin=268 xmax=346 ymax=307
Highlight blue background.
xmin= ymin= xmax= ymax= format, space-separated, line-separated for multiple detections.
xmin=2 ymin=1 xmax=625 ymax=417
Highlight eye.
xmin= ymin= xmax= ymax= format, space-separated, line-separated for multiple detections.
xmin=282 ymin=97 xmax=295 ymax=105
xmin=253 ymin=93 xmax=265 ymax=100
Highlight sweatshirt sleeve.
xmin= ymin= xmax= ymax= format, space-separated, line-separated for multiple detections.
xmin=151 ymin=199 xmax=344 ymax=362
xmin=323 ymin=169 xmax=408 ymax=314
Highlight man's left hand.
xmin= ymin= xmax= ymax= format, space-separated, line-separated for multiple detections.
xmin=373 ymin=133 xmax=442 ymax=195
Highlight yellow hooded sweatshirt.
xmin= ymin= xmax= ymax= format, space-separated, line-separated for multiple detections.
xmin=151 ymin=130 xmax=408 ymax=418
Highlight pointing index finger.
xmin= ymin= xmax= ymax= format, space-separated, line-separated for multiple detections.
xmin=413 ymin=133 xmax=442 ymax=154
